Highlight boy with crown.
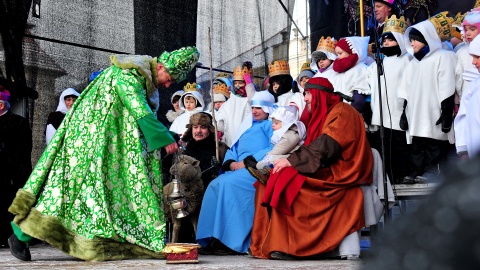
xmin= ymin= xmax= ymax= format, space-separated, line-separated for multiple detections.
xmin=293 ymin=62 xmax=315 ymax=93
xmin=7 ymin=47 xmax=199 ymax=261
xmin=169 ymin=82 xmax=205 ymax=136
xmin=398 ymin=13 xmax=456 ymax=184
xmin=367 ymin=15 xmax=413 ymax=183
xmin=311 ymin=36 xmax=337 ymax=79
xmin=268 ymin=60 xmax=305 ymax=116
xmin=215 ymin=62 xmax=256 ymax=147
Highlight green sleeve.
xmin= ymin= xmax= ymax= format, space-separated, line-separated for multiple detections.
xmin=137 ymin=114 xmax=175 ymax=150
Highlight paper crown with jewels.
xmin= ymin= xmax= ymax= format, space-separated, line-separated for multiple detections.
xmin=452 ymin=12 xmax=466 ymax=39
xmin=429 ymin=12 xmax=456 ymax=41
xmin=183 ymin=82 xmax=199 ymax=92
xmin=213 ymin=83 xmax=231 ymax=99
xmin=215 ymin=72 xmax=231 ymax=80
xmin=232 ymin=63 xmax=253 ymax=81
xmin=316 ymin=36 xmax=336 ymax=54
xmin=268 ymin=60 xmax=290 ymax=77
xmin=383 ymin=15 xmax=409 ymax=34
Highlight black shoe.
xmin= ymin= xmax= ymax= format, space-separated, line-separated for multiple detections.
xmin=270 ymin=251 xmax=296 ymax=260
xmin=8 ymin=234 xmax=31 ymax=261
xmin=247 ymin=167 xmax=269 ymax=184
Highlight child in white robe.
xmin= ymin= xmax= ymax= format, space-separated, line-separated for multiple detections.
xmin=398 ymin=13 xmax=456 ymax=183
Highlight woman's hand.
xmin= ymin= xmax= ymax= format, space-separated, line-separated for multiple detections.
xmin=229 ymin=161 xmax=245 ymax=171
xmin=273 ymin=158 xmax=291 ymax=174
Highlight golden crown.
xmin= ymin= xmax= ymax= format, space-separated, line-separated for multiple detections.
xmin=429 ymin=12 xmax=456 ymax=41
xmin=316 ymin=36 xmax=336 ymax=54
xmin=300 ymin=62 xmax=312 ymax=72
xmin=268 ymin=60 xmax=290 ymax=77
xmin=452 ymin=12 xmax=466 ymax=39
xmin=183 ymin=82 xmax=199 ymax=93
xmin=383 ymin=15 xmax=409 ymax=34
xmin=215 ymin=72 xmax=231 ymax=80
xmin=213 ymin=83 xmax=231 ymax=99
xmin=476 ymin=0 xmax=480 ymax=8
xmin=232 ymin=66 xmax=253 ymax=81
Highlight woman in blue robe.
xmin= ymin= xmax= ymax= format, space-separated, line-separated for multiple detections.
xmin=196 ymin=91 xmax=275 ymax=253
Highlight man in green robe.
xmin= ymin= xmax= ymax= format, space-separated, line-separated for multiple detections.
xmin=7 ymin=46 xmax=199 ymax=261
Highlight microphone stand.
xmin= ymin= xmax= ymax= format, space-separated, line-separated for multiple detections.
xmin=369 ymin=0 xmax=390 ymax=226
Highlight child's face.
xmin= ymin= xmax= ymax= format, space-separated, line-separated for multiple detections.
xmin=234 ymin=80 xmax=246 ymax=90
xmin=184 ymin=96 xmax=197 ymax=111
xmin=410 ymin=39 xmax=426 ymax=53
xmin=472 ymin=54 xmax=480 ymax=71
xmin=299 ymin=76 xmax=310 ymax=89
xmin=173 ymin=100 xmax=181 ymax=112
xmin=64 ymin=96 xmax=77 ymax=109
xmin=335 ymin=46 xmax=350 ymax=59
xmin=272 ymin=82 xmax=281 ymax=93
xmin=382 ymin=38 xmax=398 ymax=48
xmin=272 ymin=118 xmax=283 ymax=131
xmin=464 ymin=25 xmax=479 ymax=43
xmin=318 ymin=59 xmax=332 ymax=69
xmin=214 ymin=101 xmax=224 ymax=110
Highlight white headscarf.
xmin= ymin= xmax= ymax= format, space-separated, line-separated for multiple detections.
xmin=56 ymin=88 xmax=80 ymax=114
xmin=250 ymin=90 xmax=276 ymax=114
xmin=231 ymin=90 xmax=275 ymax=146
xmin=270 ymin=106 xmax=306 ymax=145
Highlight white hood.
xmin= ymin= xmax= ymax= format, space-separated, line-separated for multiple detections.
xmin=56 ymin=88 xmax=80 ymax=114
xmin=404 ymin=20 xmax=443 ymax=57
xmin=179 ymin=91 xmax=205 ymax=111
xmin=345 ymin=36 xmax=370 ymax=64
xmin=390 ymin=31 xmax=408 ymax=56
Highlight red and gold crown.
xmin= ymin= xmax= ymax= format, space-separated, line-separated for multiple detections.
xmin=232 ymin=66 xmax=253 ymax=81
xmin=429 ymin=12 xmax=456 ymax=41
xmin=316 ymin=36 xmax=336 ymax=54
xmin=213 ymin=83 xmax=231 ymax=99
xmin=268 ymin=60 xmax=290 ymax=77
xmin=183 ymin=82 xmax=199 ymax=93
xmin=383 ymin=15 xmax=409 ymax=34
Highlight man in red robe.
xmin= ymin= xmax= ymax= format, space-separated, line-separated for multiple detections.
xmin=249 ymin=77 xmax=373 ymax=259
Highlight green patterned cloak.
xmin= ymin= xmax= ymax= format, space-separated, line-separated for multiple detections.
xmin=9 ymin=55 xmax=175 ymax=261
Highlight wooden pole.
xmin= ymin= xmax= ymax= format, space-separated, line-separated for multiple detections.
xmin=360 ymin=0 xmax=365 ymax=37
xmin=208 ymin=27 xmax=219 ymax=161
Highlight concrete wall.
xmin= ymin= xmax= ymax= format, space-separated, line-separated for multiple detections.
xmin=196 ymin=0 xmax=295 ymax=95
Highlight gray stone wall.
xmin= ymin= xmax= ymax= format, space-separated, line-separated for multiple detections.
xmin=196 ymin=0 xmax=294 ymax=98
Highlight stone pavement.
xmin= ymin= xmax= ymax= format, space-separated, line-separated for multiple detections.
xmin=0 ymin=245 xmax=362 ymax=270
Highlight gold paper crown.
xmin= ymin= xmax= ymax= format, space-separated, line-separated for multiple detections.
xmin=383 ymin=15 xmax=409 ymax=34
xmin=452 ymin=12 xmax=466 ymax=39
xmin=215 ymin=72 xmax=231 ymax=79
xmin=316 ymin=36 xmax=336 ymax=54
xmin=232 ymin=66 xmax=253 ymax=81
xmin=429 ymin=12 xmax=456 ymax=41
xmin=476 ymin=0 xmax=480 ymax=8
xmin=213 ymin=84 xmax=231 ymax=99
xmin=300 ymin=62 xmax=312 ymax=72
xmin=183 ymin=82 xmax=199 ymax=93
xmin=268 ymin=60 xmax=290 ymax=77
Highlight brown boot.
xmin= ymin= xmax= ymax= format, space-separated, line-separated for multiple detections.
xmin=247 ymin=167 xmax=269 ymax=184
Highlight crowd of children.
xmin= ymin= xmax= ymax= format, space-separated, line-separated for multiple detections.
xmin=167 ymin=7 xmax=479 ymax=187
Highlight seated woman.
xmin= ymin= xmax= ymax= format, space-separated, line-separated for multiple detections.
xmin=196 ymin=90 xmax=275 ymax=254
xmin=249 ymin=77 xmax=373 ymax=260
